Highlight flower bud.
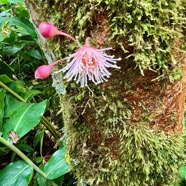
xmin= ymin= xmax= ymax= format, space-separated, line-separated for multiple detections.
xmin=38 ymin=21 xmax=75 ymax=41
xmin=34 ymin=65 xmax=53 ymax=79
xmin=39 ymin=22 xmax=59 ymax=38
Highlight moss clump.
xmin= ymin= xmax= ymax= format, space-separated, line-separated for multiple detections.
xmin=62 ymin=89 xmax=186 ymax=186
xmin=60 ymin=83 xmax=186 ymax=186
xmin=106 ymin=0 xmax=186 ymax=79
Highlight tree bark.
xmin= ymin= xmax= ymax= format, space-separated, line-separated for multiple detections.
xmin=26 ymin=1 xmax=186 ymax=185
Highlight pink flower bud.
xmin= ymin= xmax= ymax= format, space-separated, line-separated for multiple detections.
xmin=34 ymin=65 xmax=53 ymax=79
xmin=38 ymin=22 xmax=75 ymax=41
xmin=34 ymin=58 xmax=66 ymax=79
xmin=39 ymin=22 xmax=58 ymax=38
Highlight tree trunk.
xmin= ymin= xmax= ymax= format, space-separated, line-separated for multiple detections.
xmin=26 ymin=1 xmax=186 ymax=185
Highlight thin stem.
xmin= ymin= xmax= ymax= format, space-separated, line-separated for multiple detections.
xmin=0 ymin=81 xmax=60 ymax=140
xmin=41 ymin=116 xmax=60 ymax=139
xmin=57 ymin=31 xmax=76 ymax=41
xmin=0 ymin=136 xmax=58 ymax=186
xmin=0 ymin=81 xmax=26 ymax=102
xmin=51 ymin=57 xmax=69 ymax=66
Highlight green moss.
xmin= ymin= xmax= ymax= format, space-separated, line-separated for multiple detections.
xmin=106 ymin=0 xmax=186 ymax=80
xmin=62 ymin=89 xmax=185 ymax=186
xmin=59 ymin=83 xmax=185 ymax=185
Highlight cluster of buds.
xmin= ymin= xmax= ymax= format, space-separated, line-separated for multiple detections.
xmin=35 ymin=22 xmax=121 ymax=87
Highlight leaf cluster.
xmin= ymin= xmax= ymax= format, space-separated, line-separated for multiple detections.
xmin=0 ymin=0 xmax=44 ymax=80
xmin=0 ymin=1 xmax=72 ymax=185
xmin=0 ymin=75 xmax=70 ymax=186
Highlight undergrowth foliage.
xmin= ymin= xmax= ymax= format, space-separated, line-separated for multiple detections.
xmin=0 ymin=1 xmax=71 ymax=186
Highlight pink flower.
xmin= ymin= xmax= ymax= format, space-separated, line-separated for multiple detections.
xmin=57 ymin=37 xmax=121 ymax=87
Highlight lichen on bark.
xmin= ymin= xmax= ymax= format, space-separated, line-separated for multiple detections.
xmin=26 ymin=0 xmax=186 ymax=185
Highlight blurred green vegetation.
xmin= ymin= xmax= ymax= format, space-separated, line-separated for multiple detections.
xmin=0 ymin=1 xmax=75 ymax=185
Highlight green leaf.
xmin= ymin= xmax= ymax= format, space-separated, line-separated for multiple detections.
xmin=36 ymin=157 xmax=43 ymax=164
xmin=33 ymin=128 xmax=44 ymax=148
xmin=15 ymin=144 xmax=34 ymax=153
xmin=27 ymin=49 xmax=42 ymax=59
xmin=8 ymin=18 xmax=37 ymax=37
xmin=37 ymin=165 xmax=51 ymax=186
xmin=22 ymin=90 xmax=41 ymax=102
xmin=180 ymin=165 xmax=186 ymax=179
xmin=44 ymin=147 xmax=69 ymax=179
xmin=0 ymin=17 xmax=36 ymax=37
xmin=0 ymin=75 xmax=13 ymax=83
xmin=0 ymin=89 xmax=5 ymax=131
xmin=5 ymin=31 xmax=16 ymax=46
xmin=1 ymin=45 xmax=24 ymax=55
xmin=37 ymin=165 xmax=64 ymax=186
xmin=0 ymin=32 xmax=7 ymax=42
xmin=53 ymin=175 xmax=64 ymax=186
xmin=6 ymin=80 xmax=26 ymax=95
xmin=3 ymin=100 xmax=47 ymax=141
xmin=4 ymin=94 xmax=24 ymax=117
xmin=0 ymin=160 xmax=33 ymax=186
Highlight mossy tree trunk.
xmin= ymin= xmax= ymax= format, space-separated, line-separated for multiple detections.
xmin=26 ymin=1 xmax=186 ymax=185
